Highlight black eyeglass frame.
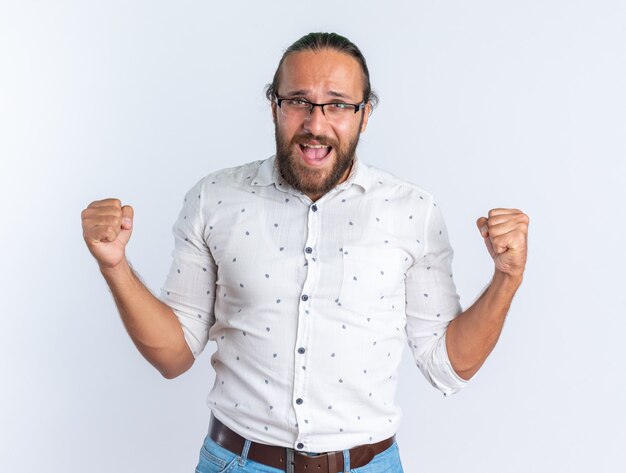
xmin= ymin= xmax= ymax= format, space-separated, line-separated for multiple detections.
xmin=275 ymin=96 xmax=367 ymax=116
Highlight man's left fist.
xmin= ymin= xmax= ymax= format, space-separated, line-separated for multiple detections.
xmin=476 ymin=208 xmax=529 ymax=279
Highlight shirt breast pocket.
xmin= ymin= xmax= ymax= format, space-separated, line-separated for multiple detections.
xmin=338 ymin=245 xmax=407 ymax=315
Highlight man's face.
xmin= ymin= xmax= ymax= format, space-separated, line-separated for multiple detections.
xmin=272 ymin=49 xmax=371 ymax=201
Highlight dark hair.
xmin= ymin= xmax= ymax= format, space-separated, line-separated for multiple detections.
xmin=265 ymin=32 xmax=379 ymax=110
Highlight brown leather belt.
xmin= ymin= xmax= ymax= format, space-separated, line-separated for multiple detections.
xmin=209 ymin=414 xmax=395 ymax=473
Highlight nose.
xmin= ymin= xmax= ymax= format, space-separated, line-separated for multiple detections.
xmin=302 ymin=104 xmax=329 ymax=136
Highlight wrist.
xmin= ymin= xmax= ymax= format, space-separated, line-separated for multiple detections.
xmin=99 ymin=257 xmax=132 ymax=278
xmin=493 ymin=269 xmax=523 ymax=290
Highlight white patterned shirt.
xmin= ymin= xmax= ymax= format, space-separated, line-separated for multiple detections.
xmin=159 ymin=155 xmax=469 ymax=452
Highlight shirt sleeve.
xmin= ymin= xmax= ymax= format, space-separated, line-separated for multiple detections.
xmin=405 ymin=197 xmax=471 ymax=395
xmin=159 ymin=177 xmax=216 ymax=358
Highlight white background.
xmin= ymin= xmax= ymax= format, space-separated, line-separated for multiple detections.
xmin=1 ymin=1 xmax=625 ymax=472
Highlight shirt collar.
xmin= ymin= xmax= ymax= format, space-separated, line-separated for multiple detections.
xmin=251 ymin=155 xmax=279 ymax=187
xmin=336 ymin=155 xmax=371 ymax=193
xmin=252 ymin=155 xmax=372 ymax=193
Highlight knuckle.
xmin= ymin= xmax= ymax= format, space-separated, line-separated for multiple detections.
xmin=492 ymin=234 xmax=506 ymax=245
xmin=94 ymin=198 xmax=121 ymax=208
xmin=107 ymin=214 xmax=121 ymax=226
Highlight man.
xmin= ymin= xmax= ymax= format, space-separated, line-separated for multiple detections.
xmin=81 ymin=32 xmax=528 ymax=473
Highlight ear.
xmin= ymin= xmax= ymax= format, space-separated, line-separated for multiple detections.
xmin=271 ymin=101 xmax=277 ymax=124
xmin=359 ymin=102 xmax=372 ymax=133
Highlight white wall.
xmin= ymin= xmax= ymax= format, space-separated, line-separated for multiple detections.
xmin=1 ymin=1 xmax=624 ymax=471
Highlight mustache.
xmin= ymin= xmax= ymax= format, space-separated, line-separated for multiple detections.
xmin=292 ymin=133 xmax=338 ymax=148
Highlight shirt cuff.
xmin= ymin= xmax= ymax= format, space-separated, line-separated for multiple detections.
xmin=431 ymin=331 xmax=472 ymax=396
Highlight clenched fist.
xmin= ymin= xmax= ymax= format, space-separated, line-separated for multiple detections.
xmin=476 ymin=208 xmax=529 ymax=279
xmin=81 ymin=198 xmax=134 ymax=269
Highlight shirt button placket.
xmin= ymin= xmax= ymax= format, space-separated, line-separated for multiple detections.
xmin=293 ymin=201 xmax=322 ymax=445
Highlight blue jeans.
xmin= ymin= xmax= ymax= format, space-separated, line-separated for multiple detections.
xmin=194 ymin=434 xmax=404 ymax=473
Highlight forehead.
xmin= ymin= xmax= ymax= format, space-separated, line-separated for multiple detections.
xmin=278 ymin=49 xmax=365 ymax=100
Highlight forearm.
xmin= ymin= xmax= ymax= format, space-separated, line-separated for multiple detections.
xmin=100 ymin=258 xmax=194 ymax=378
xmin=446 ymin=270 xmax=522 ymax=380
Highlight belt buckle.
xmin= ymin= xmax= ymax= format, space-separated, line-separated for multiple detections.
xmin=292 ymin=448 xmax=341 ymax=473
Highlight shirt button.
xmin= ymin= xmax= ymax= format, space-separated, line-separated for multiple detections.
xmin=297 ymin=443 xmax=304 ymax=450
xmin=305 ymin=247 xmax=313 ymax=254
xmin=311 ymin=204 xmax=318 ymax=212
xmin=301 ymin=294 xmax=309 ymax=301
xmin=296 ymin=398 xmax=303 ymax=405
xmin=298 ymin=347 xmax=305 ymax=354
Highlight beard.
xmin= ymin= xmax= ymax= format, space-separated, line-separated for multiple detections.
xmin=275 ymin=124 xmax=361 ymax=198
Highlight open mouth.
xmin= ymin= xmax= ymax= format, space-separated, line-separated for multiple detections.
xmin=298 ymin=143 xmax=333 ymax=166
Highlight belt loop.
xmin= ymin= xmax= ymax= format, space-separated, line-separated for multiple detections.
xmin=342 ymin=448 xmax=351 ymax=472
xmin=238 ymin=439 xmax=251 ymax=467
xmin=328 ymin=453 xmax=337 ymax=473
xmin=286 ymin=447 xmax=295 ymax=473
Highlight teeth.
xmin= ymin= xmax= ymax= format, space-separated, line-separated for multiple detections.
xmin=302 ymin=144 xmax=329 ymax=149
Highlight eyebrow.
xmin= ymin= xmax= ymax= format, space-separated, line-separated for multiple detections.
xmin=282 ymin=89 xmax=354 ymax=101
xmin=282 ymin=89 xmax=309 ymax=97
xmin=327 ymin=90 xmax=351 ymax=99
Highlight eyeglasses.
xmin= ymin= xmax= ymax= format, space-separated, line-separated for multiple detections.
xmin=275 ymin=96 xmax=366 ymax=122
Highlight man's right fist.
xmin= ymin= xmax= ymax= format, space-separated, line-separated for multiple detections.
xmin=81 ymin=198 xmax=134 ymax=269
